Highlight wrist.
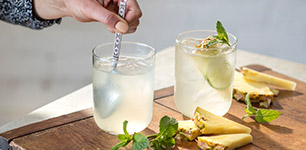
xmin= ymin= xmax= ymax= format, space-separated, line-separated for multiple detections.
xmin=33 ymin=0 xmax=69 ymax=20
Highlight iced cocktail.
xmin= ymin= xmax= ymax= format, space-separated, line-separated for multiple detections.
xmin=92 ymin=42 xmax=155 ymax=134
xmin=175 ymin=29 xmax=237 ymax=117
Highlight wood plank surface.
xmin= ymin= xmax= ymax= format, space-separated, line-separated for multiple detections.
xmin=1 ymin=64 xmax=305 ymax=150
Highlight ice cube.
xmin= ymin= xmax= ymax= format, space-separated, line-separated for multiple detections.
xmin=182 ymin=37 xmax=202 ymax=47
xmin=94 ymin=78 xmax=120 ymax=119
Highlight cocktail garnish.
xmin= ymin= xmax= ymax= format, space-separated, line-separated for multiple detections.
xmin=242 ymin=93 xmax=281 ymax=123
xmin=112 ymin=116 xmax=178 ymax=150
xmin=215 ymin=20 xmax=230 ymax=46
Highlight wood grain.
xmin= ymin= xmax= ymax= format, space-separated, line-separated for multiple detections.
xmin=0 ymin=108 xmax=93 ymax=141
xmin=1 ymin=64 xmax=305 ymax=150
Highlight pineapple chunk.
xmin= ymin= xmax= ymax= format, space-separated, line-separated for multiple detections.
xmin=194 ymin=107 xmax=251 ymax=135
xmin=233 ymin=71 xmax=274 ymax=104
xmin=241 ymin=67 xmax=296 ymax=91
xmin=177 ymin=120 xmax=201 ymax=141
xmin=197 ymin=134 xmax=252 ymax=150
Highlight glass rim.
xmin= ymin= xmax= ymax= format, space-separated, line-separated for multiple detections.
xmin=92 ymin=41 xmax=156 ymax=62
xmin=176 ymin=29 xmax=238 ymax=51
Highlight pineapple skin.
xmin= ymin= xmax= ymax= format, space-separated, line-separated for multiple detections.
xmin=233 ymin=71 xmax=274 ymax=107
xmin=233 ymin=88 xmax=273 ymax=102
xmin=177 ymin=120 xmax=201 ymax=141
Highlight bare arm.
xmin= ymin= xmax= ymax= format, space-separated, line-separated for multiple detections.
xmin=33 ymin=0 xmax=142 ymax=33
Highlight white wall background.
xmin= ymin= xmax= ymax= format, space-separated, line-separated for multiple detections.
xmin=0 ymin=0 xmax=305 ymax=126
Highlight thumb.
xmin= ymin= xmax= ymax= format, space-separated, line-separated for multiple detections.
xmin=90 ymin=4 xmax=129 ymax=33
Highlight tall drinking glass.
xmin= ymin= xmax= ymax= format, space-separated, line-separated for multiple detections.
xmin=92 ymin=42 xmax=155 ymax=134
xmin=175 ymin=30 xmax=237 ymax=117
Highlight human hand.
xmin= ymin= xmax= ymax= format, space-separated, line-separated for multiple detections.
xmin=33 ymin=0 xmax=142 ymax=33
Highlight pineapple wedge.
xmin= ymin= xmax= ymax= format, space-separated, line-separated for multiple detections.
xmin=177 ymin=120 xmax=201 ymax=141
xmin=233 ymin=71 xmax=274 ymax=103
xmin=197 ymin=134 xmax=252 ymax=150
xmin=194 ymin=107 xmax=251 ymax=135
xmin=241 ymin=67 xmax=296 ymax=91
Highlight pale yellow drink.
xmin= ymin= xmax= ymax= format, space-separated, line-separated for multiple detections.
xmin=93 ymin=57 xmax=154 ymax=134
xmin=92 ymin=42 xmax=155 ymax=135
xmin=175 ymin=30 xmax=237 ymax=117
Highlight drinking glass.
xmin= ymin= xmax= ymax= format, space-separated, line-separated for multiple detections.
xmin=174 ymin=30 xmax=237 ymax=117
xmin=92 ymin=42 xmax=155 ymax=134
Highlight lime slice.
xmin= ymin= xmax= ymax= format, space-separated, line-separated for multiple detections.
xmin=205 ymin=58 xmax=233 ymax=90
xmin=191 ymin=50 xmax=209 ymax=77
xmin=191 ymin=50 xmax=233 ymax=90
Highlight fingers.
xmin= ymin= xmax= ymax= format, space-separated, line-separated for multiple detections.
xmin=126 ymin=19 xmax=139 ymax=33
xmin=108 ymin=27 xmax=116 ymax=33
xmin=124 ymin=0 xmax=142 ymax=33
xmin=88 ymin=0 xmax=128 ymax=33
xmin=125 ymin=0 xmax=142 ymax=20
xmin=103 ymin=0 xmax=141 ymax=34
xmin=65 ymin=0 xmax=141 ymax=33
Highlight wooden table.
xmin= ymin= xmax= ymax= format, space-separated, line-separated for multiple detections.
xmin=1 ymin=64 xmax=305 ymax=150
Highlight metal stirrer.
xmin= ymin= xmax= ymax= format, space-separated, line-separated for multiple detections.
xmin=112 ymin=0 xmax=128 ymax=71
xmin=98 ymin=0 xmax=128 ymax=119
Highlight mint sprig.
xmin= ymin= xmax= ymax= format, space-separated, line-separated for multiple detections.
xmin=112 ymin=121 xmax=149 ymax=150
xmin=242 ymin=93 xmax=281 ymax=123
xmin=112 ymin=116 xmax=178 ymax=150
xmin=206 ymin=40 xmax=223 ymax=48
xmin=132 ymin=133 xmax=150 ymax=150
xmin=150 ymin=116 xmax=178 ymax=149
xmin=215 ymin=20 xmax=230 ymax=46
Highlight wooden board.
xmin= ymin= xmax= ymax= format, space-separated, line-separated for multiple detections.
xmin=1 ymin=64 xmax=305 ymax=150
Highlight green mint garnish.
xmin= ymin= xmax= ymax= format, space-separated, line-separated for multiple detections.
xmin=216 ymin=20 xmax=230 ymax=46
xmin=206 ymin=40 xmax=223 ymax=48
xmin=112 ymin=121 xmax=135 ymax=150
xmin=242 ymin=93 xmax=281 ymax=123
xmin=132 ymin=133 xmax=150 ymax=150
xmin=112 ymin=116 xmax=178 ymax=150
xmin=150 ymin=116 xmax=178 ymax=149
xmin=112 ymin=121 xmax=149 ymax=150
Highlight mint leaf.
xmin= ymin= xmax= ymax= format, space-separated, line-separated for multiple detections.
xmin=113 ymin=117 xmax=178 ymax=150
xmin=206 ymin=40 xmax=223 ymax=48
xmin=159 ymin=137 xmax=176 ymax=149
xmin=112 ymin=121 xmax=132 ymax=150
xmin=151 ymin=140 xmax=165 ymax=150
xmin=255 ymin=109 xmax=281 ymax=123
xmin=158 ymin=116 xmax=178 ymax=138
xmin=112 ymin=141 xmax=129 ymax=150
xmin=213 ymin=35 xmax=221 ymax=40
xmin=244 ymin=93 xmax=256 ymax=114
xmin=242 ymin=108 xmax=254 ymax=120
xmin=242 ymin=114 xmax=249 ymax=120
xmin=242 ymin=93 xmax=281 ymax=123
xmin=123 ymin=120 xmax=130 ymax=138
xmin=244 ymin=108 xmax=254 ymax=115
xmin=151 ymin=116 xmax=178 ymax=149
xmin=132 ymin=133 xmax=150 ymax=150
xmin=117 ymin=134 xmax=126 ymax=141
xmin=216 ymin=21 xmax=230 ymax=46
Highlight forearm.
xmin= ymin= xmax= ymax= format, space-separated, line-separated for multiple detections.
xmin=0 ymin=0 xmax=61 ymax=29
xmin=1 ymin=0 xmax=141 ymax=33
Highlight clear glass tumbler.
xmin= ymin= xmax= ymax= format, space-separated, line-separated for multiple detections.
xmin=174 ymin=30 xmax=237 ymax=117
xmin=92 ymin=42 xmax=155 ymax=134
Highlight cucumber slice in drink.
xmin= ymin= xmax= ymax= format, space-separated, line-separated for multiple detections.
xmin=205 ymin=58 xmax=233 ymax=90
xmin=191 ymin=50 xmax=209 ymax=78
xmin=191 ymin=49 xmax=233 ymax=90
